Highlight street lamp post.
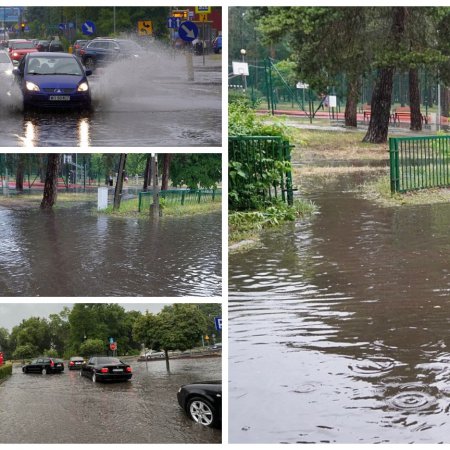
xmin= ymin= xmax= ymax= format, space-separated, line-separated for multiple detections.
xmin=240 ymin=48 xmax=247 ymax=91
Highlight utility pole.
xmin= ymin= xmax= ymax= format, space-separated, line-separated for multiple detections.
xmin=150 ymin=153 xmax=160 ymax=219
xmin=113 ymin=153 xmax=127 ymax=210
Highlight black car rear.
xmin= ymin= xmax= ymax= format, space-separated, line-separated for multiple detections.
xmin=22 ymin=357 xmax=64 ymax=374
xmin=81 ymin=356 xmax=132 ymax=382
xmin=177 ymin=381 xmax=222 ymax=428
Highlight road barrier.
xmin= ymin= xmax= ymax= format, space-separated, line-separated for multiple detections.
xmin=138 ymin=188 xmax=221 ymax=212
xmin=389 ymin=136 xmax=450 ymax=193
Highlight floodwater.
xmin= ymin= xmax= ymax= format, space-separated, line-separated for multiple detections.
xmin=229 ymin=173 xmax=450 ymax=443
xmin=0 ymin=357 xmax=221 ymax=443
xmin=0 ymin=52 xmax=221 ymax=147
xmin=0 ymin=202 xmax=221 ymax=296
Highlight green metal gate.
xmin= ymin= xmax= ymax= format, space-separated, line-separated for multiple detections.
xmin=389 ymin=136 xmax=450 ymax=193
xmin=229 ymin=135 xmax=294 ymax=208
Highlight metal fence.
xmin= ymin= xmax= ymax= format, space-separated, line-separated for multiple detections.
xmin=229 ymin=135 xmax=294 ymax=207
xmin=389 ymin=136 xmax=450 ymax=193
xmin=138 ymin=189 xmax=221 ymax=212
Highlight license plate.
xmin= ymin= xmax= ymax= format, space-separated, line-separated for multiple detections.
xmin=75 ymin=362 xmax=81 ymax=365
xmin=112 ymin=369 xmax=123 ymax=372
xmin=49 ymin=95 xmax=70 ymax=101
xmin=56 ymin=364 xmax=62 ymax=367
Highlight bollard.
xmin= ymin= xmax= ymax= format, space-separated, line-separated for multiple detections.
xmin=186 ymin=51 xmax=194 ymax=81
xmin=97 ymin=186 xmax=108 ymax=210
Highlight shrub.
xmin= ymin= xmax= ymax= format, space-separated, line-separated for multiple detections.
xmin=0 ymin=364 xmax=12 ymax=380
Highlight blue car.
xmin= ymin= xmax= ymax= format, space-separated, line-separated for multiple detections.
xmin=13 ymin=52 xmax=92 ymax=110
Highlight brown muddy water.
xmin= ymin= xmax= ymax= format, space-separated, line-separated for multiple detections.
xmin=0 ymin=203 xmax=221 ymax=296
xmin=229 ymin=173 xmax=450 ymax=443
xmin=0 ymin=357 xmax=221 ymax=443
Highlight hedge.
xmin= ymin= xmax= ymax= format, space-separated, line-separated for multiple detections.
xmin=0 ymin=364 xmax=12 ymax=380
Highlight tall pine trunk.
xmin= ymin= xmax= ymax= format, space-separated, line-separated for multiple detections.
xmin=113 ymin=154 xmax=127 ymax=210
xmin=409 ymin=67 xmax=422 ymax=131
xmin=161 ymin=154 xmax=171 ymax=191
xmin=363 ymin=7 xmax=406 ymax=143
xmin=40 ymin=154 xmax=60 ymax=209
xmin=143 ymin=155 xmax=152 ymax=192
xmin=16 ymin=154 xmax=25 ymax=192
xmin=345 ymin=76 xmax=360 ymax=128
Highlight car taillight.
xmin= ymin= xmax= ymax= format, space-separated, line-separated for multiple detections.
xmin=12 ymin=52 xmax=18 ymax=57
xmin=126 ymin=367 xmax=132 ymax=373
xmin=50 ymin=360 xmax=54 ymax=367
xmin=79 ymin=49 xmax=85 ymax=55
xmin=100 ymin=368 xmax=109 ymax=373
xmin=70 ymin=361 xmax=74 ymax=366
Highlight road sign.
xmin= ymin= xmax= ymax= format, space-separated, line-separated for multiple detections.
xmin=214 ymin=316 xmax=222 ymax=331
xmin=81 ymin=20 xmax=96 ymax=36
xmin=172 ymin=10 xmax=189 ymax=19
xmin=108 ymin=337 xmax=114 ymax=344
xmin=198 ymin=14 xmax=209 ymax=22
xmin=110 ymin=342 xmax=117 ymax=351
xmin=178 ymin=21 xmax=198 ymax=42
xmin=138 ymin=20 xmax=153 ymax=36
xmin=167 ymin=17 xmax=182 ymax=29
xmin=58 ymin=23 xmax=66 ymax=31
xmin=195 ymin=6 xmax=212 ymax=14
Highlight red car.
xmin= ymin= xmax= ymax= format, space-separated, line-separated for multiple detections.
xmin=8 ymin=40 xmax=38 ymax=62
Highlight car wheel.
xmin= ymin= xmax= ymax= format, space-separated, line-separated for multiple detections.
xmin=22 ymin=367 xmax=26 ymax=373
xmin=92 ymin=372 xmax=97 ymax=383
xmin=84 ymin=57 xmax=95 ymax=70
xmin=43 ymin=367 xmax=48 ymax=374
xmin=187 ymin=397 xmax=216 ymax=427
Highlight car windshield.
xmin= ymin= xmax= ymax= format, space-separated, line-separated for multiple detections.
xmin=71 ymin=357 xmax=83 ymax=361
xmin=0 ymin=53 xmax=10 ymax=63
xmin=97 ymin=357 xmax=122 ymax=365
xmin=26 ymin=57 xmax=83 ymax=76
xmin=11 ymin=42 xmax=34 ymax=49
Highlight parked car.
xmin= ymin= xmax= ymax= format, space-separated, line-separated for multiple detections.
xmin=8 ymin=39 xmax=38 ymax=63
xmin=49 ymin=40 xmax=64 ymax=52
xmin=73 ymin=39 xmax=88 ymax=57
xmin=0 ymin=50 xmax=14 ymax=77
xmin=144 ymin=350 xmax=165 ymax=359
xmin=212 ymin=35 xmax=222 ymax=54
xmin=177 ymin=381 xmax=222 ymax=428
xmin=80 ymin=356 xmax=132 ymax=383
xmin=80 ymin=38 xmax=143 ymax=69
xmin=13 ymin=52 xmax=92 ymax=110
xmin=22 ymin=357 xmax=64 ymax=374
xmin=69 ymin=356 xmax=85 ymax=370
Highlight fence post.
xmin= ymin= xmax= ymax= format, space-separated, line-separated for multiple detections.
xmin=389 ymin=137 xmax=400 ymax=193
xmin=181 ymin=191 xmax=185 ymax=205
xmin=138 ymin=192 xmax=142 ymax=212
xmin=198 ymin=190 xmax=201 ymax=203
xmin=286 ymin=142 xmax=294 ymax=205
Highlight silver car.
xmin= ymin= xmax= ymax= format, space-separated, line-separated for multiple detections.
xmin=0 ymin=50 xmax=13 ymax=77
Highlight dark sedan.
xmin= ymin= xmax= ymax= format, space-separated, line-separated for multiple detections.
xmin=177 ymin=381 xmax=222 ymax=428
xmin=13 ymin=52 xmax=92 ymax=110
xmin=69 ymin=356 xmax=85 ymax=370
xmin=22 ymin=357 xmax=64 ymax=374
xmin=80 ymin=356 xmax=132 ymax=383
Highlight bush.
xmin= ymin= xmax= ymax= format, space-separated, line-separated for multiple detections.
xmin=79 ymin=339 xmax=106 ymax=357
xmin=0 ymin=363 xmax=12 ymax=380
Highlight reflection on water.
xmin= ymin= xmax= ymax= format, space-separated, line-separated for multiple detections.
xmin=0 ymin=203 xmax=221 ymax=296
xmin=229 ymin=174 xmax=450 ymax=443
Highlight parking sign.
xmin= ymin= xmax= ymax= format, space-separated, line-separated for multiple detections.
xmin=214 ymin=316 xmax=222 ymax=331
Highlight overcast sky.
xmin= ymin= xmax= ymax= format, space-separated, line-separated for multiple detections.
xmin=0 ymin=303 xmax=167 ymax=331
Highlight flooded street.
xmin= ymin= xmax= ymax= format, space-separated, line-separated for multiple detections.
xmin=229 ymin=173 xmax=450 ymax=443
xmin=0 ymin=357 xmax=221 ymax=443
xmin=0 ymin=203 xmax=221 ymax=296
xmin=0 ymin=55 xmax=221 ymax=147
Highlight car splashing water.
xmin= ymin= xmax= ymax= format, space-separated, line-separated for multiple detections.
xmin=229 ymin=172 xmax=450 ymax=444
xmin=0 ymin=76 xmax=22 ymax=113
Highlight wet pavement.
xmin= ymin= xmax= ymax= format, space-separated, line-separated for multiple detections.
xmin=0 ymin=357 xmax=221 ymax=443
xmin=229 ymin=173 xmax=450 ymax=444
xmin=0 ymin=202 xmax=221 ymax=297
xmin=0 ymin=54 xmax=221 ymax=147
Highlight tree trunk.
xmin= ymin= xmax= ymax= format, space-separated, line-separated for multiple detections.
xmin=164 ymin=349 xmax=170 ymax=372
xmin=442 ymin=87 xmax=450 ymax=118
xmin=150 ymin=155 xmax=160 ymax=219
xmin=409 ymin=67 xmax=422 ymax=131
xmin=362 ymin=68 xmax=394 ymax=143
xmin=143 ymin=155 xmax=151 ymax=192
xmin=161 ymin=154 xmax=171 ymax=191
xmin=344 ymin=76 xmax=360 ymax=128
xmin=16 ymin=154 xmax=25 ymax=192
xmin=363 ymin=7 xmax=406 ymax=143
xmin=113 ymin=154 xmax=127 ymax=210
xmin=40 ymin=154 xmax=60 ymax=209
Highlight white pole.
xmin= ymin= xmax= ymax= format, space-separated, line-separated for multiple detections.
xmin=438 ymin=81 xmax=441 ymax=132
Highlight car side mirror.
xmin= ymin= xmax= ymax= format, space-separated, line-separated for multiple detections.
xmin=85 ymin=69 xmax=92 ymax=76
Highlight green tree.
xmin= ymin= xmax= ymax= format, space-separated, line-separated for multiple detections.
xmin=10 ymin=317 xmax=51 ymax=354
xmin=0 ymin=327 xmax=11 ymax=359
xmin=80 ymin=338 xmax=106 ymax=357
xmin=170 ymin=154 xmax=222 ymax=189
xmin=133 ymin=304 xmax=208 ymax=371
xmin=13 ymin=343 xmax=38 ymax=362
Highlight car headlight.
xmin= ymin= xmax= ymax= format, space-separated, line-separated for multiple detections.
xmin=12 ymin=52 xmax=19 ymax=57
xmin=77 ymin=82 xmax=89 ymax=92
xmin=25 ymin=81 xmax=40 ymax=92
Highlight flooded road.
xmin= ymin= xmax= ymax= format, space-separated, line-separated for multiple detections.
xmin=0 ymin=357 xmax=221 ymax=443
xmin=229 ymin=173 xmax=450 ymax=443
xmin=0 ymin=203 xmax=221 ymax=296
xmin=0 ymin=55 xmax=221 ymax=147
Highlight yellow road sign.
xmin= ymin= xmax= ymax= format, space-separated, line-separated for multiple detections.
xmin=198 ymin=13 xmax=209 ymax=22
xmin=172 ymin=10 xmax=189 ymax=19
xmin=138 ymin=20 xmax=153 ymax=36
xmin=195 ymin=6 xmax=211 ymax=14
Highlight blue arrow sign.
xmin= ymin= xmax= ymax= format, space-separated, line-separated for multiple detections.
xmin=178 ymin=20 xmax=198 ymax=42
xmin=167 ymin=17 xmax=182 ymax=29
xmin=214 ymin=317 xmax=222 ymax=331
xmin=82 ymin=20 xmax=96 ymax=36
xmin=58 ymin=23 xmax=66 ymax=31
